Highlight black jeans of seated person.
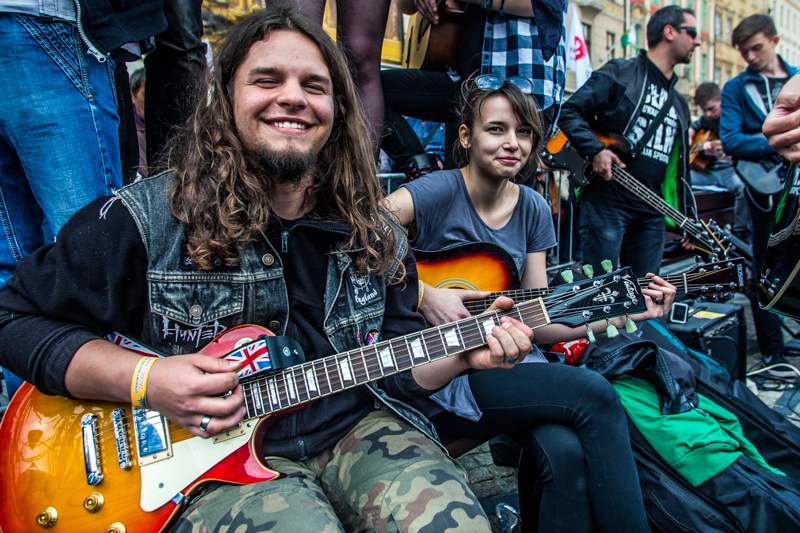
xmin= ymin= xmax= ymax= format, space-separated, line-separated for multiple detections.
xmin=431 ymin=363 xmax=649 ymax=533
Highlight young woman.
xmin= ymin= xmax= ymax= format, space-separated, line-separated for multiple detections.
xmin=385 ymin=79 xmax=677 ymax=533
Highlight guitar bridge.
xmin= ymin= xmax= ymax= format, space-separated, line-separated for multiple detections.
xmin=81 ymin=413 xmax=103 ymax=485
xmin=112 ymin=408 xmax=133 ymax=470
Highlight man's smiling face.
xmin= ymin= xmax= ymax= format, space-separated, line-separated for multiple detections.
xmin=232 ymin=30 xmax=334 ymax=168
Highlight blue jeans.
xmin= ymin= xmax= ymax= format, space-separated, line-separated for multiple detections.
xmin=579 ymin=199 xmax=666 ymax=278
xmin=0 ymin=13 xmax=122 ymax=396
xmin=691 ymin=164 xmax=751 ymax=237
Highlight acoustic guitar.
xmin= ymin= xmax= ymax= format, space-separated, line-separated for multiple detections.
xmin=689 ymin=129 xmax=721 ymax=172
xmin=541 ymin=127 xmax=753 ymax=262
xmin=402 ymin=0 xmax=464 ymax=71
xmin=0 ymin=268 xmax=644 ymax=533
xmin=415 ymin=242 xmax=747 ymax=315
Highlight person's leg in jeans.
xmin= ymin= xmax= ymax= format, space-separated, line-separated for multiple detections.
xmin=432 ymin=364 xmax=649 ymax=533
xmin=381 ymin=68 xmax=462 ymax=169
xmin=579 ymin=199 xmax=627 ymax=276
xmin=619 ymin=213 xmax=666 ymax=277
xmin=0 ymin=14 xmax=122 ymax=397
xmin=144 ymin=0 xmax=207 ymax=165
xmin=691 ymin=165 xmax=751 ymax=239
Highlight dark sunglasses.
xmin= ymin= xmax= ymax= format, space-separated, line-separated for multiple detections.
xmin=475 ymin=75 xmax=534 ymax=95
xmin=673 ymin=25 xmax=698 ymax=39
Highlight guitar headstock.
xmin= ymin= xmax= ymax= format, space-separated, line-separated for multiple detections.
xmin=543 ymin=267 xmax=647 ymax=327
xmin=679 ymin=257 xmax=747 ymax=301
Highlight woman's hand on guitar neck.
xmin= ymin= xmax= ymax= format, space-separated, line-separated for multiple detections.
xmin=629 ymin=274 xmax=677 ymax=322
xmin=592 ymin=149 xmax=626 ymax=181
xmin=418 ymin=283 xmax=491 ymax=325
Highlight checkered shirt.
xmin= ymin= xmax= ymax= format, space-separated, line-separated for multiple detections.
xmin=481 ymin=8 xmax=567 ymax=111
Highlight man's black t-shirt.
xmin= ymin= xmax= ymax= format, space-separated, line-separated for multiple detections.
xmin=587 ymin=59 xmax=679 ymax=215
xmin=757 ymin=76 xmax=789 ymax=110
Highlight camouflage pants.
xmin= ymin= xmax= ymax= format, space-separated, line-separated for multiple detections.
xmin=170 ymin=410 xmax=490 ymax=533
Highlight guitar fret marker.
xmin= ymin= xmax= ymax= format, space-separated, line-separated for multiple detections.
xmin=409 ymin=338 xmax=426 ymax=359
xmin=268 ymin=379 xmax=278 ymax=408
xmin=253 ymin=383 xmax=263 ymax=412
xmin=339 ymin=359 xmax=352 ymax=381
xmin=444 ymin=328 xmax=459 ymax=347
xmin=481 ymin=318 xmax=496 ymax=336
xmin=305 ymin=368 xmax=318 ymax=393
xmin=379 ymin=347 xmax=394 ymax=367
xmin=286 ymin=373 xmax=297 ymax=400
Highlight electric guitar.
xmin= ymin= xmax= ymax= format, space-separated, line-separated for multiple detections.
xmin=402 ymin=0 xmax=464 ymax=71
xmin=541 ymin=127 xmax=753 ymax=261
xmin=415 ymin=242 xmax=747 ymax=315
xmin=760 ymin=166 xmax=800 ymax=318
xmin=0 ymin=269 xmax=644 ymax=533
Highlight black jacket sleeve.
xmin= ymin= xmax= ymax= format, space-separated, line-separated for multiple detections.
xmin=0 ymin=197 xmax=148 ymax=396
xmin=559 ymin=69 xmax=627 ymax=160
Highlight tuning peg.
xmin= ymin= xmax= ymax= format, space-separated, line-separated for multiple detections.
xmin=696 ymin=296 xmax=707 ymax=303
xmin=582 ymin=264 xmax=594 ymax=278
xmin=711 ymin=254 xmax=719 ymax=262
xmin=722 ymin=293 xmax=735 ymax=301
xmin=625 ymin=318 xmax=637 ymax=333
xmin=561 ymin=270 xmax=574 ymax=284
xmin=600 ymin=259 xmax=613 ymax=273
xmin=695 ymin=255 xmax=703 ymax=264
xmin=586 ymin=326 xmax=596 ymax=343
xmin=606 ymin=320 xmax=619 ymax=338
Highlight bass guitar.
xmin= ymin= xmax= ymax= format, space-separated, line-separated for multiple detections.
xmin=415 ymin=242 xmax=746 ymax=315
xmin=402 ymin=0 xmax=464 ymax=71
xmin=760 ymin=166 xmax=800 ymax=318
xmin=541 ymin=127 xmax=752 ymax=261
xmin=0 ymin=268 xmax=644 ymax=533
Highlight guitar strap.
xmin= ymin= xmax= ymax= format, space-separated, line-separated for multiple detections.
xmin=629 ymin=88 xmax=678 ymax=157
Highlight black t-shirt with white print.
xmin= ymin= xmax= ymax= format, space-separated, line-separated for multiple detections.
xmin=757 ymin=76 xmax=789 ymax=111
xmin=588 ymin=59 xmax=679 ymax=215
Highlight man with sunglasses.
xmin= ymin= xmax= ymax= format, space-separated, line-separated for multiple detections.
xmin=559 ymin=5 xmax=700 ymax=278
xmin=720 ymin=14 xmax=799 ymax=378
xmin=381 ymin=0 xmax=567 ymax=180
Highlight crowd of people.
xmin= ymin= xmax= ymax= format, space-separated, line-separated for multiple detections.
xmin=1 ymin=0 xmax=800 ymax=532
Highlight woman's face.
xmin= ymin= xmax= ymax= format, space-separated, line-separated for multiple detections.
xmin=460 ymin=95 xmax=533 ymax=180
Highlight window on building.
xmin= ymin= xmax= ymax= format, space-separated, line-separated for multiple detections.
xmin=714 ymin=67 xmax=721 ymax=84
xmin=715 ymin=13 xmax=722 ymax=39
xmin=701 ymin=0 xmax=708 ymax=31
xmin=582 ymin=23 xmax=592 ymax=59
xmin=726 ymin=17 xmax=733 ymax=42
xmin=701 ymin=53 xmax=708 ymax=82
xmin=606 ymin=32 xmax=616 ymax=59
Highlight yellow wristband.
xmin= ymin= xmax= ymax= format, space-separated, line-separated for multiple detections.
xmin=131 ymin=356 xmax=156 ymax=409
xmin=418 ymin=280 xmax=425 ymax=308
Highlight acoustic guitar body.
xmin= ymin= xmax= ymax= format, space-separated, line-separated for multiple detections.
xmin=415 ymin=242 xmax=521 ymax=291
xmin=402 ymin=0 xmax=464 ymax=71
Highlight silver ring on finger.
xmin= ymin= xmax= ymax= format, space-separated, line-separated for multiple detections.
xmin=503 ymin=355 xmax=518 ymax=364
xmin=199 ymin=415 xmax=212 ymax=432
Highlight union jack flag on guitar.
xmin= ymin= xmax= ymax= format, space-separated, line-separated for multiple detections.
xmin=105 ymin=332 xmax=162 ymax=358
xmin=226 ymin=340 xmax=273 ymax=377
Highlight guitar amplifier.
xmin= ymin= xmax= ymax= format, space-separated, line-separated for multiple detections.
xmin=660 ymin=300 xmax=746 ymax=381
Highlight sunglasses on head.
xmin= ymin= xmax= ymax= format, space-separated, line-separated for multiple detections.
xmin=475 ymin=75 xmax=534 ymax=95
xmin=673 ymin=25 xmax=698 ymax=39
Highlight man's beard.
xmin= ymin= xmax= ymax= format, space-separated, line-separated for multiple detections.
xmin=251 ymin=145 xmax=318 ymax=188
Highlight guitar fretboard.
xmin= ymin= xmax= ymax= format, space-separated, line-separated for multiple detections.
xmin=240 ymin=301 xmax=547 ymax=419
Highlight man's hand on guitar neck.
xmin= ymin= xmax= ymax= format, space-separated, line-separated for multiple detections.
xmin=592 ymin=149 xmax=626 ymax=181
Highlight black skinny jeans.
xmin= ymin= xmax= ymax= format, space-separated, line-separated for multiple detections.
xmin=432 ymin=363 xmax=649 ymax=533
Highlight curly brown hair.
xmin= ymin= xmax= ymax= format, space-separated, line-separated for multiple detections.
xmin=165 ymin=6 xmax=402 ymax=280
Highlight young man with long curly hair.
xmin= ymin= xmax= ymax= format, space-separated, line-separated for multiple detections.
xmin=0 ymin=6 xmax=532 ymax=532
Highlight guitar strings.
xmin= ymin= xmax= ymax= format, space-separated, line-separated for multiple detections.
xmin=78 ymin=277 xmax=650 ymax=449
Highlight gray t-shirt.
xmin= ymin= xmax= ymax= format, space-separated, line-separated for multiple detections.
xmin=404 ymin=169 xmax=557 ymax=278
xmin=403 ymin=169 xmax=557 ymax=421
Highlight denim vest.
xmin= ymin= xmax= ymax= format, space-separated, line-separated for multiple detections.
xmin=114 ymin=172 xmax=447 ymax=455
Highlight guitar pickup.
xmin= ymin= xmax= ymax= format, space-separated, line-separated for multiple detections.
xmin=81 ymin=413 xmax=103 ymax=485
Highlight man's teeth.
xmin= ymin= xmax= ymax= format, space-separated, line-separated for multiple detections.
xmin=273 ymin=122 xmax=308 ymax=130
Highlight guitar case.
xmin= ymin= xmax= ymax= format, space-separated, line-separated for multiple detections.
xmin=580 ymin=333 xmax=800 ymax=533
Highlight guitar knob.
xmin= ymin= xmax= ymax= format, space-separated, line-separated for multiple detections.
xmin=84 ymin=492 xmax=104 ymax=513
xmin=606 ymin=321 xmax=619 ymax=338
xmin=582 ymin=264 xmax=594 ymax=278
xmin=561 ymin=270 xmax=574 ymax=284
xmin=36 ymin=508 xmax=58 ymax=528
xmin=107 ymin=523 xmax=127 ymax=533
xmin=601 ymin=259 xmax=613 ymax=273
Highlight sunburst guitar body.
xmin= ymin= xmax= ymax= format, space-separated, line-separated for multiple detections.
xmin=414 ymin=242 xmax=521 ymax=292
